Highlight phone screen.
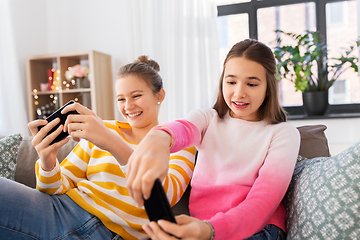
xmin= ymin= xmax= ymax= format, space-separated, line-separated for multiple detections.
xmin=144 ymin=178 xmax=177 ymax=223
xmin=37 ymin=100 xmax=78 ymax=145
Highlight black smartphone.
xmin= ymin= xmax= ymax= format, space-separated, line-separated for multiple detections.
xmin=37 ymin=100 xmax=78 ymax=145
xmin=144 ymin=178 xmax=177 ymax=223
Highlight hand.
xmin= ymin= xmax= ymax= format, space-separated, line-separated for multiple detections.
xmin=126 ymin=129 xmax=171 ymax=207
xmin=62 ymin=102 xmax=132 ymax=165
xmin=62 ymin=102 xmax=112 ymax=147
xmin=143 ymin=215 xmax=212 ymax=240
xmin=28 ymin=118 xmax=69 ymax=171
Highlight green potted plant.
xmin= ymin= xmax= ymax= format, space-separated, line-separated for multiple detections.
xmin=274 ymin=30 xmax=360 ymax=115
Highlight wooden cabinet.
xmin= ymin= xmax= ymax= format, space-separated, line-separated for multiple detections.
xmin=26 ymin=50 xmax=114 ymax=121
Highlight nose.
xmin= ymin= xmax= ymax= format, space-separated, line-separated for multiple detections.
xmin=234 ymin=83 xmax=246 ymax=99
xmin=124 ymin=99 xmax=134 ymax=111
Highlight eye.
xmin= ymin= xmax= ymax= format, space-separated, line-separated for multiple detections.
xmin=133 ymin=94 xmax=142 ymax=99
xmin=248 ymin=83 xmax=258 ymax=87
xmin=117 ymin=98 xmax=125 ymax=102
xmin=226 ymin=81 xmax=236 ymax=85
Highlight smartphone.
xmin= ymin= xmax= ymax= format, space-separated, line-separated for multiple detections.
xmin=144 ymin=178 xmax=177 ymax=223
xmin=37 ymin=100 xmax=78 ymax=145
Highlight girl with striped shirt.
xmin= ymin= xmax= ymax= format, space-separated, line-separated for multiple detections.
xmin=0 ymin=56 xmax=195 ymax=240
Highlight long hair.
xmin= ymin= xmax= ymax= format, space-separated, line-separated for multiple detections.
xmin=213 ymin=39 xmax=287 ymax=124
xmin=117 ymin=55 xmax=163 ymax=94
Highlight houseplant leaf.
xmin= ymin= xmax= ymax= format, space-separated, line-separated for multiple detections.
xmin=274 ymin=30 xmax=359 ymax=93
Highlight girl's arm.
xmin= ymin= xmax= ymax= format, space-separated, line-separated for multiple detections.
xmin=127 ymin=119 xmax=201 ymax=207
xmin=35 ymin=139 xmax=91 ymax=194
xmin=35 ymin=120 xmax=132 ymax=195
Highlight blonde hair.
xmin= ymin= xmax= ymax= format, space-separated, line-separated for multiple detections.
xmin=117 ymin=55 xmax=163 ymax=94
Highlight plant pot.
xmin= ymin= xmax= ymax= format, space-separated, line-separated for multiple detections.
xmin=302 ymin=91 xmax=329 ymax=116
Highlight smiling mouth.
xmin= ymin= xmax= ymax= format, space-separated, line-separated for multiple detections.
xmin=233 ymin=102 xmax=249 ymax=106
xmin=127 ymin=111 xmax=142 ymax=118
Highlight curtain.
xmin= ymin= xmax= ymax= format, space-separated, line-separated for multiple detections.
xmin=122 ymin=0 xmax=220 ymax=124
xmin=0 ymin=0 xmax=28 ymax=136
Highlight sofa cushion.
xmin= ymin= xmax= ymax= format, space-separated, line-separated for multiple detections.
xmin=0 ymin=133 xmax=22 ymax=180
xmin=283 ymin=141 xmax=360 ymax=239
xmin=296 ymin=124 xmax=330 ymax=158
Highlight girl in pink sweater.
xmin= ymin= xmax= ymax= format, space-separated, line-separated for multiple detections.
xmin=126 ymin=39 xmax=300 ymax=240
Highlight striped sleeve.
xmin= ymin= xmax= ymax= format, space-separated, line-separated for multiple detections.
xmin=35 ymin=139 xmax=92 ymax=195
xmin=163 ymin=146 xmax=196 ymax=206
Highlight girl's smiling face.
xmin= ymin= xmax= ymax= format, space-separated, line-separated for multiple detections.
xmin=222 ymin=57 xmax=267 ymax=121
xmin=115 ymin=74 xmax=163 ymax=129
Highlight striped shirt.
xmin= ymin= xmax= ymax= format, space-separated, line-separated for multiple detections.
xmin=35 ymin=120 xmax=196 ymax=240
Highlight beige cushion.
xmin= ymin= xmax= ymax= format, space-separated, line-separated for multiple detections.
xmin=297 ymin=125 xmax=330 ymax=158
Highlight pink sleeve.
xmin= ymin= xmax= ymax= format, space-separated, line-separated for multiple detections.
xmin=159 ymin=120 xmax=201 ymax=153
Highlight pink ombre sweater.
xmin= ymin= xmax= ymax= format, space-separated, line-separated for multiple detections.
xmin=162 ymin=109 xmax=300 ymax=239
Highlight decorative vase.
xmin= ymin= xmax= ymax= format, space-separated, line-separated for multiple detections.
xmin=75 ymin=77 xmax=83 ymax=89
xmin=302 ymin=91 xmax=329 ymax=116
xmin=82 ymin=77 xmax=91 ymax=88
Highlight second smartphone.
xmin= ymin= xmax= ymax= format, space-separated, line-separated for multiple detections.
xmin=144 ymin=178 xmax=177 ymax=223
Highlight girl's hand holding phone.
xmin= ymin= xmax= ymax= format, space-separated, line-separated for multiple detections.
xmin=62 ymin=102 xmax=132 ymax=165
xmin=28 ymin=101 xmax=107 ymax=171
xmin=28 ymin=117 xmax=69 ymax=171
xmin=143 ymin=215 xmax=212 ymax=240
xmin=61 ymin=102 xmax=108 ymax=145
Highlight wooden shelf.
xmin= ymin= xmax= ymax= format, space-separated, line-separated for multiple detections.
xmin=26 ymin=50 xmax=114 ymax=121
xmin=32 ymin=88 xmax=92 ymax=95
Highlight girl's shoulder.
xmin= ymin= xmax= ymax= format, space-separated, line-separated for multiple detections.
xmin=268 ymin=121 xmax=300 ymax=141
xmin=185 ymin=108 xmax=217 ymax=121
xmin=103 ymin=120 xmax=131 ymax=132
xmin=184 ymin=109 xmax=217 ymax=130
xmin=273 ymin=121 xmax=298 ymax=131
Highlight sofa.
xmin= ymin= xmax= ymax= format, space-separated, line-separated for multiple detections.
xmin=1 ymin=124 xmax=360 ymax=239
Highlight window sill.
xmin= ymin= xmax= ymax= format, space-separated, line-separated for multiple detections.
xmin=288 ymin=112 xmax=360 ymax=120
xmin=284 ymin=104 xmax=360 ymax=120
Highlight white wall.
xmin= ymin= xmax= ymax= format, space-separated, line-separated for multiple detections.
xmin=45 ymin=1 xmax=132 ymax=81
xmin=45 ymin=1 xmax=133 ymax=122
xmin=7 ymin=0 xmax=49 ymax=124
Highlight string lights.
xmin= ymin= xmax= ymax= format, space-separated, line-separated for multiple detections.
xmin=33 ymin=65 xmax=82 ymax=119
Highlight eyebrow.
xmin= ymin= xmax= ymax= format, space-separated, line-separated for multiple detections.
xmin=248 ymin=76 xmax=262 ymax=81
xmin=116 ymin=90 xmax=144 ymax=98
xmin=224 ymin=74 xmax=262 ymax=81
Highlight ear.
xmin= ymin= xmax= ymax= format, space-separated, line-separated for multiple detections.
xmin=157 ymin=88 xmax=165 ymax=103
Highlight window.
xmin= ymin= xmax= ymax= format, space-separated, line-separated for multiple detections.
xmin=257 ymin=2 xmax=316 ymax=107
xmin=326 ymin=1 xmax=359 ymax=105
xmin=217 ymin=0 xmax=360 ymax=116
xmin=327 ymin=1 xmax=347 ymax=26
xmin=218 ymin=14 xmax=249 ymax=71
